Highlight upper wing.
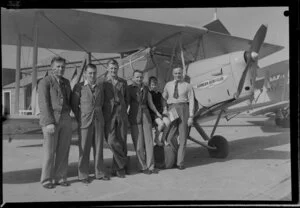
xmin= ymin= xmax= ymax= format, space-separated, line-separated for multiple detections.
xmin=2 ymin=8 xmax=283 ymax=58
xmin=1 ymin=9 xmax=207 ymax=53
xmin=201 ymin=30 xmax=284 ymax=60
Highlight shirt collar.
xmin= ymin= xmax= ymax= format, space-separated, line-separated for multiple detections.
xmin=173 ymin=79 xmax=183 ymax=84
xmin=106 ymin=75 xmax=119 ymax=82
xmin=84 ymin=80 xmax=96 ymax=88
xmin=51 ymin=74 xmax=62 ymax=84
xmin=131 ymin=82 xmax=144 ymax=89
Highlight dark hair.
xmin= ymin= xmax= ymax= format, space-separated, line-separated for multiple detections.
xmin=132 ymin=69 xmax=143 ymax=76
xmin=148 ymin=76 xmax=158 ymax=84
xmin=107 ymin=59 xmax=119 ymax=67
xmin=51 ymin=56 xmax=66 ymax=65
xmin=85 ymin=63 xmax=97 ymax=71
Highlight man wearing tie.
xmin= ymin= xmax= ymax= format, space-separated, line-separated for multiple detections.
xmin=38 ymin=56 xmax=73 ymax=189
xmin=162 ymin=67 xmax=195 ymax=170
xmin=71 ymin=64 xmax=110 ymax=183
xmin=98 ymin=59 xmax=128 ymax=178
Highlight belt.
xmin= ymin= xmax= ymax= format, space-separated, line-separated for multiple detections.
xmin=169 ymin=102 xmax=188 ymax=106
xmin=114 ymin=101 xmax=121 ymax=105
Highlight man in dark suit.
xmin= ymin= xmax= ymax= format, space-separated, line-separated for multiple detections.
xmin=38 ymin=56 xmax=72 ymax=189
xmin=98 ymin=59 xmax=128 ymax=178
xmin=71 ymin=64 xmax=110 ymax=184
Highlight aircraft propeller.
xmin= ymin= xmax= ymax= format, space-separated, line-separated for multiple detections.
xmin=235 ymin=24 xmax=268 ymax=98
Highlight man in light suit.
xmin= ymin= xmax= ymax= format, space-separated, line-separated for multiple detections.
xmin=71 ymin=64 xmax=110 ymax=184
xmin=38 ymin=56 xmax=72 ymax=189
xmin=98 ymin=59 xmax=128 ymax=178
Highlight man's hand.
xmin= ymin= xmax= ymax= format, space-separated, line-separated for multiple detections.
xmin=162 ymin=109 xmax=168 ymax=116
xmin=187 ymin=117 xmax=193 ymax=127
xmin=45 ymin=124 xmax=56 ymax=134
xmin=156 ymin=112 xmax=163 ymax=119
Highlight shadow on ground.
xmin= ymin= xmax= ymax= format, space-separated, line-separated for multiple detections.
xmin=184 ymin=132 xmax=290 ymax=168
xmin=15 ymin=138 xmax=137 ymax=152
xmin=3 ymin=155 xmax=140 ymax=185
xmin=3 ymin=132 xmax=290 ymax=185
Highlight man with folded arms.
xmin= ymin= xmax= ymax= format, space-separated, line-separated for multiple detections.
xmin=162 ymin=67 xmax=195 ymax=170
xmin=98 ymin=59 xmax=128 ymax=178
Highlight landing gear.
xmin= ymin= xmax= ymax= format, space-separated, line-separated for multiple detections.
xmin=208 ymin=135 xmax=229 ymax=158
xmin=188 ymin=109 xmax=229 ymax=159
xmin=275 ymin=107 xmax=290 ymax=128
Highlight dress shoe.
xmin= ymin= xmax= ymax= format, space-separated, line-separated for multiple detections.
xmin=124 ymin=165 xmax=130 ymax=175
xmin=80 ymin=178 xmax=90 ymax=184
xmin=116 ymin=169 xmax=126 ymax=178
xmin=151 ymin=168 xmax=159 ymax=174
xmin=177 ymin=165 xmax=186 ymax=170
xmin=142 ymin=169 xmax=152 ymax=175
xmin=96 ymin=175 xmax=110 ymax=181
xmin=42 ymin=183 xmax=55 ymax=189
xmin=55 ymin=181 xmax=70 ymax=186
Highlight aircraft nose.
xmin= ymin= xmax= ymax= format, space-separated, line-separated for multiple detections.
xmin=251 ymin=52 xmax=258 ymax=61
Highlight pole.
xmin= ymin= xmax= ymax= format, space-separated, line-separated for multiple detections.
xmin=15 ymin=34 xmax=21 ymax=114
xmin=31 ymin=12 xmax=39 ymax=115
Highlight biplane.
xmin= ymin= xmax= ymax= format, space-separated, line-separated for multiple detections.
xmin=226 ymin=60 xmax=289 ymax=128
xmin=2 ymin=9 xmax=285 ymax=158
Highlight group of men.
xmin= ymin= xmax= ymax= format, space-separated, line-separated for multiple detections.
xmin=38 ymin=56 xmax=195 ymax=189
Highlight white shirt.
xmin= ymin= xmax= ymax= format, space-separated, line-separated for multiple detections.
xmin=163 ymin=80 xmax=195 ymax=117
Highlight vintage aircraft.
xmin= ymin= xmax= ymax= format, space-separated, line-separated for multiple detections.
xmin=226 ymin=60 xmax=289 ymax=128
xmin=2 ymin=9 xmax=284 ymax=158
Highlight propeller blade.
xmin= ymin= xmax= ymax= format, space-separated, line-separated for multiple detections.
xmin=235 ymin=25 xmax=268 ymax=98
xmin=236 ymin=60 xmax=252 ymax=98
xmin=250 ymin=24 xmax=268 ymax=53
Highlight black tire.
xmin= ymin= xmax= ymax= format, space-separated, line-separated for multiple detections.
xmin=275 ymin=117 xmax=290 ymax=128
xmin=275 ymin=117 xmax=282 ymax=126
xmin=208 ymin=135 xmax=229 ymax=158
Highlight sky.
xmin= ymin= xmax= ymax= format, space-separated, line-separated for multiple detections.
xmin=1 ymin=7 xmax=289 ymax=69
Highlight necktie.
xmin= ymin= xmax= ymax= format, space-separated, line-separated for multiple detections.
xmin=173 ymin=80 xmax=179 ymax=99
xmin=90 ymin=84 xmax=95 ymax=93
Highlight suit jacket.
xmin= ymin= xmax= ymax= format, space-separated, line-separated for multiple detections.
xmin=38 ymin=74 xmax=72 ymax=127
xmin=98 ymin=76 xmax=128 ymax=130
xmin=71 ymin=80 xmax=104 ymax=129
xmin=127 ymin=84 xmax=151 ymax=125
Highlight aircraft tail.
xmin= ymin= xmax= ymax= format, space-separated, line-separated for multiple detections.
xmin=203 ymin=19 xmax=231 ymax=35
xmin=254 ymin=60 xmax=289 ymax=104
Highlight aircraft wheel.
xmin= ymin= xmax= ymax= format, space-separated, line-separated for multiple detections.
xmin=208 ymin=135 xmax=229 ymax=158
xmin=275 ymin=117 xmax=290 ymax=128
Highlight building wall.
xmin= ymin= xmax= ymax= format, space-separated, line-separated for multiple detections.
xmin=5 ymin=87 xmax=26 ymax=115
xmin=2 ymin=68 xmax=16 ymax=86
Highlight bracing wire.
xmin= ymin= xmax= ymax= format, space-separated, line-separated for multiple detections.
xmin=40 ymin=12 xmax=107 ymax=69
xmin=22 ymin=34 xmax=81 ymax=69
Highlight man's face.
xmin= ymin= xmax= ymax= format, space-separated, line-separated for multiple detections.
xmin=173 ymin=67 xmax=183 ymax=81
xmin=85 ymin=67 xmax=97 ymax=84
xmin=107 ymin=63 xmax=119 ymax=78
xmin=52 ymin=61 xmax=66 ymax=78
xmin=133 ymin=72 xmax=144 ymax=86
xmin=149 ymin=80 xmax=158 ymax=91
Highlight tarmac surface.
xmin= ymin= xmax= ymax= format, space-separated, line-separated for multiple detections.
xmin=2 ymin=114 xmax=294 ymax=203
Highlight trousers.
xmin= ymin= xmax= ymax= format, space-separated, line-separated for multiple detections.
xmin=40 ymin=113 xmax=72 ymax=184
xmin=165 ymin=103 xmax=189 ymax=167
xmin=131 ymin=112 xmax=154 ymax=171
xmin=78 ymin=120 xmax=106 ymax=180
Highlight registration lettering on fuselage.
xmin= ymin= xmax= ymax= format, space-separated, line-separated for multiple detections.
xmin=194 ymin=75 xmax=228 ymax=90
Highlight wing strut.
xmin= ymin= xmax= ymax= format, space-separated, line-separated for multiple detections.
xmin=31 ymin=11 xmax=39 ymax=116
xmin=179 ymin=35 xmax=187 ymax=76
xmin=15 ymin=34 xmax=21 ymax=115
